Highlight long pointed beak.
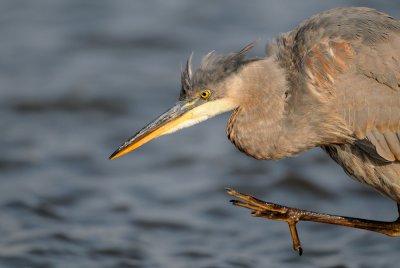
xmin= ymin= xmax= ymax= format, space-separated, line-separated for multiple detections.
xmin=109 ymin=100 xmax=197 ymax=160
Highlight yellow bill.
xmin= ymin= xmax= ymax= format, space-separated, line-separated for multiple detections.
xmin=109 ymin=98 xmax=237 ymax=160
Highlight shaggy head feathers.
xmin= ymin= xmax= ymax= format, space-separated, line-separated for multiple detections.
xmin=180 ymin=42 xmax=258 ymax=100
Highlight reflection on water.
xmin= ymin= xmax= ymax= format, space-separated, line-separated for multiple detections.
xmin=1 ymin=1 xmax=400 ymax=267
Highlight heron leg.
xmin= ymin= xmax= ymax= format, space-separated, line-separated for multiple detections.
xmin=226 ymin=188 xmax=400 ymax=255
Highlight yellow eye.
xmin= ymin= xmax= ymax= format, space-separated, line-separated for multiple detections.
xmin=199 ymin=89 xmax=211 ymax=99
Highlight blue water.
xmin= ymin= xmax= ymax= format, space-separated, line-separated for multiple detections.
xmin=1 ymin=1 xmax=400 ymax=267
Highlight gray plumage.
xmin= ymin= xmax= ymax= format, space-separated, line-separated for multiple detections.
xmin=181 ymin=7 xmax=400 ymax=202
xmin=110 ymin=7 xmax=400 ymax=250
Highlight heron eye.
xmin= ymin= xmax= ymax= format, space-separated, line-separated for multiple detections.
xmin=199 ymin=89 xmax=211 ymax=99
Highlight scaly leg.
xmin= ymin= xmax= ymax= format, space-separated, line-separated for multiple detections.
xmin=226 ymin=188 xmax=400 ymax=255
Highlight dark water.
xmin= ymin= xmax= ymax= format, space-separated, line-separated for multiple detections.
xmin=2 ymin=1 xmax=400 ymax=267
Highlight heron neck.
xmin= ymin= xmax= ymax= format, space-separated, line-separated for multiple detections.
xmin=228 ymin=57 xmax=347 ymax=160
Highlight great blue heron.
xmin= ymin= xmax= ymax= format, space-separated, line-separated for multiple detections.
xmin=109 ymin=7 xmax=400 ymax=254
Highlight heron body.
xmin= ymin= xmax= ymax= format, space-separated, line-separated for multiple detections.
xmin=227 ymin=7 xmax=400 ymax=202
xmin=110 ymin=7 xmax=400 ymax=253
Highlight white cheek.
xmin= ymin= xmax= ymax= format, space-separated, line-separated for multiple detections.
xmin=162 ymin=98 xmax=238 ymax=136
xmin=163 ymin=115 xmax=210 ymax=135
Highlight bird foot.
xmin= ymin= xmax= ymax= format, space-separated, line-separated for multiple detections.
xmin=227 ymin=188 xmax=400 ymax=255
xmin=226 ymin=188 xmax=304 ymax=255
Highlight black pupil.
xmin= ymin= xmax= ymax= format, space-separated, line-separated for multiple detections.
xmin=202 ymin=92 xmax=207 ymax=97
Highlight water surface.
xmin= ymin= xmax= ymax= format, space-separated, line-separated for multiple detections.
xmin=1 ymin=1 xmax=400 ymax=267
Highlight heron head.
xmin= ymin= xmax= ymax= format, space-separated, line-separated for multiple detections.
xmin=109 ymin=42 xmax=258 ymax=160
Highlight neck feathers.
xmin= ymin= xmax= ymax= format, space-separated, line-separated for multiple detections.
xmin=227 ymin=57 xmax=351 ymax=160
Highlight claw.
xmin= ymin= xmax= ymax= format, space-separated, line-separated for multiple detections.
xmin=298 ymin=247 xmax=303 ymax=256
